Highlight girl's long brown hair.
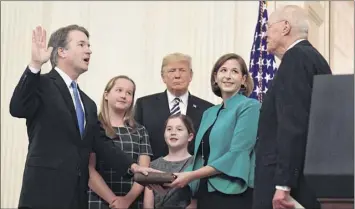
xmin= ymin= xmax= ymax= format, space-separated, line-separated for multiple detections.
xmin=98 ymin=75 xmax=137 ymax=138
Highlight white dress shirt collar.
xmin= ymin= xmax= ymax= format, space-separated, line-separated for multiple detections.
xmin=166 ymin=90 xmax=189 ymax=105
xmin=286 ymin=39 xmax=306 ymax=51
xmin=55 ymin=66 xmax=74 ymax=89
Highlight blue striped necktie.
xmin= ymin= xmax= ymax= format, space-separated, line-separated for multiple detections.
xmin=71 ymin=81 xmax=85 ymax=137
xmin=170 ymin=97 xmax=181 ymax=115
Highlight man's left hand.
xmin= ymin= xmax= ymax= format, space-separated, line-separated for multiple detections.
xmin=272 ymin=189 xmax=294 ymax=209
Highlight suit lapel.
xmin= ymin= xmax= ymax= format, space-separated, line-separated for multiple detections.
xmin=193 ymin=106 xmax=219 ymax=154
xmin=156 ymin=91 xmax=171 ymax=120
xmin=186 ymin=94 xmax=199 ymax=122
xmin=49 ymin=69 xmax=81 ymax=138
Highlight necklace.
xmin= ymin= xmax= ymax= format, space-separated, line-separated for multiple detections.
xmin=201 ymin=140 xmax=205 ymax=161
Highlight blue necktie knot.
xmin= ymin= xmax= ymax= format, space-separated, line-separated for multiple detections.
xmin=71 ymin=81 xmax=77 ymax=89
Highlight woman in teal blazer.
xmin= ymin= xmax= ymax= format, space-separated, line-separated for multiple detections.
xmin=168 ymin=53 xmax=260 ymax=209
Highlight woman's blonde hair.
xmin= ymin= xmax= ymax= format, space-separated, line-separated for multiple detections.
xmin=210 ymin=53 xmax=254 ymax=97
xmin=98 ymin=75 xmax=137 ymax=138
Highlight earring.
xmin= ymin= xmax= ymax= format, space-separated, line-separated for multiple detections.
xmin=240 ymin=84 xmax=247 ymax=93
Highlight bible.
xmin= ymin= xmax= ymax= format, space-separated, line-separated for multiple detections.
xmin=133 ymin=172 xmax=177 ymax=186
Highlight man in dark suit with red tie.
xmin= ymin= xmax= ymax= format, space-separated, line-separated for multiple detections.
xmin=252 ymin=5 xmax=332 ymax=209
xmin=134 ymin=53 xmax=214 ymax=160
xmin=10 ymin=25 xmax=158 ymax=209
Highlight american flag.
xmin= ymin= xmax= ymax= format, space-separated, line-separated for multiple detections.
xmin=249 ymin=1 xmax=277 ymax=102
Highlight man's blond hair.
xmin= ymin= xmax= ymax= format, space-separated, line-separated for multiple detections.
xmin=161 ymin=52 xmax=192 ymax=76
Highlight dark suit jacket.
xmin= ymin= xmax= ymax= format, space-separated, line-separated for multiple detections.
xmin=134 ymin=91 xmax=213 ymax=160
xmin=10 ymin=67 xmax=134 ymax=209
xmin=253 ymin=40 xmax=332 ymax=209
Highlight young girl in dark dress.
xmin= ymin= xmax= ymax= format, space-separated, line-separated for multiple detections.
xmin=88 ymin=76 xmax=153 ymax=209
xmin=144 ymin=114 xmax=197 ymax=209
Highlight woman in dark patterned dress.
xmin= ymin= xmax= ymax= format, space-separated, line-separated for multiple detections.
xmin=88 ymin=75 xmax=153 ymax=209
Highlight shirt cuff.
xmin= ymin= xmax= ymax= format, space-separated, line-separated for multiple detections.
xmin=28 ymin=65 xmax=40 ymax=74
xmin=275 ymin=185 xmax=291 ymax=191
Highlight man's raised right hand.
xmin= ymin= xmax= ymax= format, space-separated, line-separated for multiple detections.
xmin=30 ymin=26 xmax=53 ymax=70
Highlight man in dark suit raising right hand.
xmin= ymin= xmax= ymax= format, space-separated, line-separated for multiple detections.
xmin=10 ymin=25 xmax=159 ymax=209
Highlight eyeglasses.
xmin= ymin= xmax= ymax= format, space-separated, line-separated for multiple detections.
xmin=266 ymin=20 xmax=286 ymax=30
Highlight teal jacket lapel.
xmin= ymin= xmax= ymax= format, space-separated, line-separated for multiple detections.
xmin=193 ymin=104 xmax=221 ymax=155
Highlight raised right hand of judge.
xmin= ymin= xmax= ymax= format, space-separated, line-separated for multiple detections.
xmin=30 ymin=26 xmax=53 ymax=69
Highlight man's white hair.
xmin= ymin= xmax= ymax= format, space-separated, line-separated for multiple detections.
xmin=275 ymin=5 xmax=310 ymax=39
